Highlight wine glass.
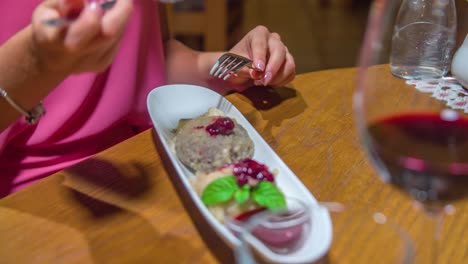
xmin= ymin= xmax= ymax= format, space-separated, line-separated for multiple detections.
xmin=354 ymin=0 xmax=467 ymax=263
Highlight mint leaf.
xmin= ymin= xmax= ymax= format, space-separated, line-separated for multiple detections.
xmin=201 ymin=176 xmax=239 ymax=206
xmin=252 ymin=181 xmax=286 ymax=210
xmin=234 ymin=185 xmax=250 ymax=204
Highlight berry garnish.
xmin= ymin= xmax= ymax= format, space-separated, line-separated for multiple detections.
xmin=206 ymin=117 xmax=235 ymax=136
xmin=232 ymin=159 xmax=274 ymax=186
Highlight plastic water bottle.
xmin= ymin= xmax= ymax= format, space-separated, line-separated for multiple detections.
xmin=389 ymin=0 xmax=457 ymax=79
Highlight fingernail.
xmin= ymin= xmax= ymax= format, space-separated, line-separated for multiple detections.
xmin=263 ymin=72 xmax=272 ymax=86
xmin=87 ymin=0 xmax=102 ymax=13
xmin=255 ymin=60 xmax=265 ymax=71
xmin=254 ymin=80 xmax=263 ymax=86
xmin=88 ymin=2 xmax=99 ymax=10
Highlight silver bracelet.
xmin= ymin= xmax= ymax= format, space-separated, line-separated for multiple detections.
xmin=0 ymin=86 xmax=45 ymax=124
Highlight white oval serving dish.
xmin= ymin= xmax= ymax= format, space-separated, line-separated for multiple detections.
xmin=146 ymin=84 xmax=332 ymax=264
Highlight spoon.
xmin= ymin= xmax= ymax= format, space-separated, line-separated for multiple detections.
xmin=233 ymin=201 xmax=345 ymax=264
xmin=42 ymin=0 xmax=116 ymax=27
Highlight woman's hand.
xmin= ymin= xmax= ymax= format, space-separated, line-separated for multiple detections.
xmin=227 ymin=25 xmax=296 ymax=90
xmin=31 ymin=0 xmax=133 ymax=74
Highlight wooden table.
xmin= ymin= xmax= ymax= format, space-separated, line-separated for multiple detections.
xmin=1 ymin=68 xmax=466 ymax=263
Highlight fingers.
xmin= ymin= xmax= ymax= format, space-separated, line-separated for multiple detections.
xmin=249 ymin=25 xmax=269 ymax=72
xmin=38 ymin=0 xmax=132 ymax=50
xmin=261 ymin=32 xmax=287 ymax=86
xmin=64 ymin=2 xmax=103 ymax=49
xmin=32 ymin=0 xmax=65 ymax=44
xmin=226 ymin=24 xmax=297 ymax=89
xmin=249 ymin=31 xmax=295 ymax=86
xmin=29 ymin=0 xmax=131 ymax=75
xmin=101 ymin=0 xmax=133 ymax=37
xmin=268 ymin=46 xmax=296 ymax=86
xmin=243 ymin=25 xmax=296 ymax=86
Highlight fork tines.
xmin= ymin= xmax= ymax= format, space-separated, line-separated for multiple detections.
xmin=210 ymin=53 xmax=253 ymax=80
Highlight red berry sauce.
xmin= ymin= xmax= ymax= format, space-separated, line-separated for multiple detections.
xmin=232 ymin=159 xmax=274 ymax=186
xmin=235 ymin=207 xmax=267 ymax=221
xmin=206 ymin=117 xmax=235 ymax=136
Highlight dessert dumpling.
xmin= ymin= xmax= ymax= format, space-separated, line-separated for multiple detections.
xmin=174 ymin=110 xmax=254 ymax=173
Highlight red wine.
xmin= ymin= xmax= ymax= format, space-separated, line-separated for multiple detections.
xmin=366 ymin=112 xmax=468 ymax=203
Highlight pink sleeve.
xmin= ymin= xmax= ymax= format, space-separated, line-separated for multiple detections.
xmin=0 ymin=128 xmax=9 ymax=155
xmin=0 ymin=120 xmax=28 ymax=155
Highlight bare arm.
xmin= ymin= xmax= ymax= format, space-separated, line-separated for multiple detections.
xmin=157 ymin=4 xmax=225 ymax=93
xmin=164 ymin=39 xmax=226 ymax=93
xmin=0 ymin=26 xmax=68 ymax=131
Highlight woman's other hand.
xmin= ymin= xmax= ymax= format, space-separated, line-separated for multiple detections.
xmin=31 ymin=0 xmax=133 ymax=74
xmin=228 ymin=25 xmax=296 ymax=90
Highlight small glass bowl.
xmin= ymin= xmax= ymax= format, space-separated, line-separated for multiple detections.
xmin=224 ymin=196 xmax=311 ymax=254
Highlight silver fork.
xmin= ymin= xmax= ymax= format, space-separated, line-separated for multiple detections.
xmin=42 ymin=0 xmax=116 ymax=27
xmin=210 ymin=53 xmax=255 ymax=81
xmin=216 ymin=96 xmax=232 ymax=114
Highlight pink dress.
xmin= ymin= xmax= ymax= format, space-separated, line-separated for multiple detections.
xmin=0 ymin=0 xmax=166 ymax=197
